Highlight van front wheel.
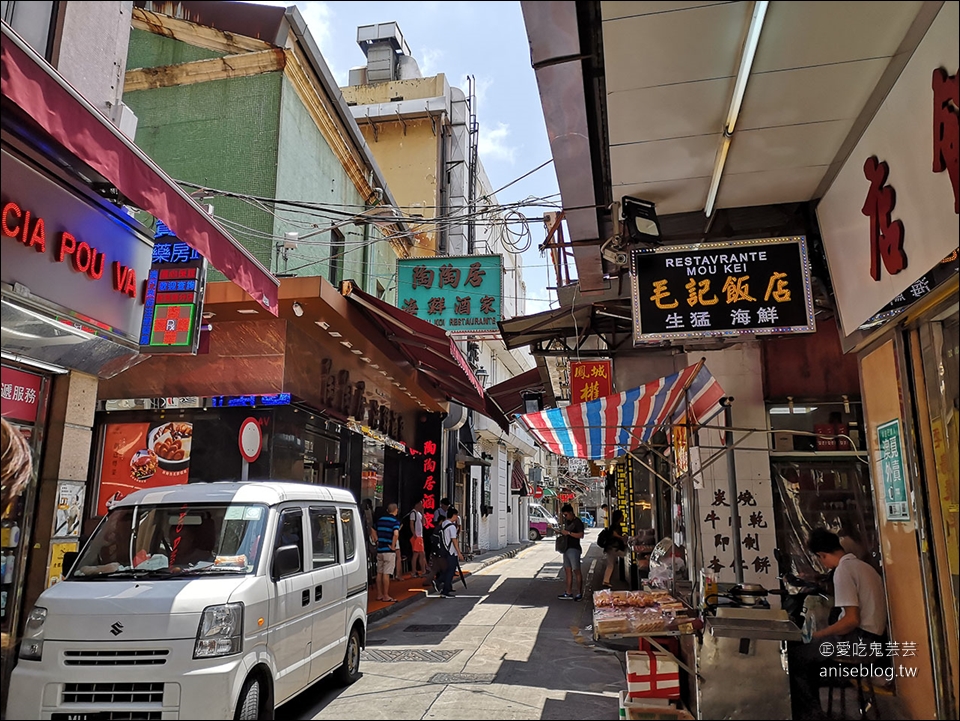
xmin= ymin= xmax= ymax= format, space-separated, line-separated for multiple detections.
xmin=235 ymin=675 xmax=261 ymax=721
xmin=334 ymin=627 xmax=362 ymax=685
xmin=528 ymin=528 xmax=541 ymax=541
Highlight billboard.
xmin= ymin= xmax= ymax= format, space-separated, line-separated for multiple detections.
xmin=631 ymin=236 xmax=815 ymax=343
xmin=396 ymin=254 xmax=502 ymax=336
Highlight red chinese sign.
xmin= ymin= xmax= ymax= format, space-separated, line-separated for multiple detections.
xmin=932 ymin=67 xmax=959 ymax=214
xmin=1 ymin=366 xmax=44 ymax=424
xmin=420 ymin=438 xmax=440 ymax=532
xmin=861 ymin=156 xmax=907 ymax=281
xmin=570 ymin=360 xmax=613 ymax=403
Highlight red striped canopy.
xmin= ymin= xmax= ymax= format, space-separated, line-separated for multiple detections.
xmin=518 ymin=363 xmax=725 ymax=460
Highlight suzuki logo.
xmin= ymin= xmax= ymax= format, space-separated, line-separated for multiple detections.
xmin=110 ymin=622 xmax=124 ymax=636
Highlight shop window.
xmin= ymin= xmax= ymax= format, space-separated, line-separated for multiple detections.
xmin=2 ymin=1 xmax=59 ymax=61
xmin=308 ymin=506 xmax=338 ymax=569
xmin=361 ymin=438 xmax=384 ymax=509
xmin=328 ymin=227 xmax=345 ymax=287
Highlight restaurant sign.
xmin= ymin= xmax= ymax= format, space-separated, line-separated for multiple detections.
xmin=631 ymin=236 xmax=815 ymax=343
xmin=396 ymin=254 xmax=502 ymax=336
xmin=570 ymin=360 xmax=613 ymax=403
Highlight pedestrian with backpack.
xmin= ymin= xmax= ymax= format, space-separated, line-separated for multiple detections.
xmin=556 ymin=503 xmax=585 ymax=601
xmin=421 ymin=497 xmax=450 ymax=588
xmin=437 ymin=506 xmax=463 ymax=598
xmin=600 ymin=509 xmax=627 ymax=589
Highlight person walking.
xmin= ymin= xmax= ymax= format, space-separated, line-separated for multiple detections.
xmin=408 ymin=500 xmax=427 ymax=577
xmin=557 ymin=503 xmax=585 ymax=601
xmin=374 ymin=503 xmax=401 ymax=603
xmin=600 ymin=509 xmax=627 ymax=589
xmin=598 ymin=503 xmax=609 ymax=529
xmin=422 ymin=497 xmax=451 ymax=587
xmin=437 ymin=506 xmax=463 ymax=598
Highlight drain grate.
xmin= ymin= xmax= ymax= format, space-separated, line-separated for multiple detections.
xmin=403 ymin=624 xmax=456 ymax=633
xmin=429 ymin=672 xmax=497 ymax=685
xmin=362 ymin=648 xmax=462 ymax=663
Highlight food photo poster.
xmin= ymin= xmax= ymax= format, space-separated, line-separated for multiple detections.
xmin=96 ymin=422 xmax=193 ymax=515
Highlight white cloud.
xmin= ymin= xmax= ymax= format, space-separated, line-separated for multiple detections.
xmin=480 ymin=121 xmax=518 ymax=164
xmin=418 ymin=47 xmax=443 ymax=77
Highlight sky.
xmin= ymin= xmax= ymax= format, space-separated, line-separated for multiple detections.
xmin=244 ymin=1 xmax=559 ymax=314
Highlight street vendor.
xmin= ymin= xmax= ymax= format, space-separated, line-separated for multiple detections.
xmin=791 ymin=528 xmax=888 ymax=720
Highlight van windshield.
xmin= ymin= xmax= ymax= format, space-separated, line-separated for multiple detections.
xmin=69 ymin=503 xmax=268 ymax=579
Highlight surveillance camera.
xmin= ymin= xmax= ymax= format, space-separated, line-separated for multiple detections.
xmin=600 ymin=237 xmax=630 ymax=266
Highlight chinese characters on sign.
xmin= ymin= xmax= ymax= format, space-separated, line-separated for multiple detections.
xmin=931 ymin=68 xmax=958 ymax=215
xmin=1 ymin=366 xmax=44 ymax=424
xmin=614 ymin=461 xmax=636 ymax=536
xmin=414 ymin=413 xmax=442 ymax=533
xmin=861 ymin=156 xmax=907 ymax=281
xmin=570 ymin=360 xmax=613 ymax=402
xmin=139 ymin=222 xmax=207 ymax=354
xmin=878 ymin=419 xmax=911 ymax=522
xmin=631 ymin=237 xmax=814 ymax=342
xmin=397 ymin=255 xmax=503 ymax=336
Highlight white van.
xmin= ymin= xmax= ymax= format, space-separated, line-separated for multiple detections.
xmin=8 ymin=481 xmax=368 ymax=720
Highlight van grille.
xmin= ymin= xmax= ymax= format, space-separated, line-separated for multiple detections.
xmin=64 ymin=650 xmax=168 ymax=666
xmin=103 ymin=714 xmax=161 ymax=721
xmin=62 ymin=682 xmax=164 ymax=704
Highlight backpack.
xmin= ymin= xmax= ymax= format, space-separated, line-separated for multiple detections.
xmin=434 ymin=520 xmax=455 ymax=556
xmin=597 ymin=528 xmax=611 ymax=550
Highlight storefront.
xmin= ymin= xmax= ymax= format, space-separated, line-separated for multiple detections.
xmin=0 ymin=22 xmax=278 ymax=707
xmin=817 ymin=3 xmax=959 ymax=717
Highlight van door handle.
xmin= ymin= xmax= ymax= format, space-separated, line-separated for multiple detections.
xmin=315 ymin=585 xmax=323 ymax=601
xmin=301 ymin=590 xmax=310 ymax=607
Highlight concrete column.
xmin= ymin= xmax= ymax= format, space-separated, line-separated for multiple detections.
xmin=22 ymin=371 xmax=98 ymax=615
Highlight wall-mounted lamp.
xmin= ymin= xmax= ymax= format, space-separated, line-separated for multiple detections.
xmin=475 ymin=366 xmax=489 ymax=388
xmin=620 ymin=196 xmax=661 ymax=244
xmin=292 ymin=302 xmax=304 ymax=317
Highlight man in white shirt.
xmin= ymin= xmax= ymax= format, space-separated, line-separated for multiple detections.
xmin=408 ymin=500 xmax=427 ymax=577
xmin=792 ymin=528 xmax=888 ymax=720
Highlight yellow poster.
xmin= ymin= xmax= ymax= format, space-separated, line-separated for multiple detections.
xmin=47 ymin=540 xmax=79 ymax=588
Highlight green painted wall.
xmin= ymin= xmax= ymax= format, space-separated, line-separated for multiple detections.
xmin=123 ymin=72 xmax=283 ymax=278
xmin=126 ymin=28 xmax=225 ymax=70
xmin=275 ymin=75 xmax=395 ymax=293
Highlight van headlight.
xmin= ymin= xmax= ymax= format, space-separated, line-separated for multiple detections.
xmin=194 ymin=603 xmax=243 ymax=659
xmin=19 ymin=607 xmax=47 ymax=661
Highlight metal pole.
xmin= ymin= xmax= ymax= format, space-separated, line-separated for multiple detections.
xmin=723 ymin=397 xmax=744 ymax=585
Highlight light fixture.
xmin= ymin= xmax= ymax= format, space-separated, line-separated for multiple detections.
xmin=202 ymin=312 xmax=216 ymax=319
xmin=328 ymin=331 xmax=342 ymax=338
xmin=620 ymin=196 xmax=661 ymax=244
xmin=237 ymin=309 xmax=259 ymax=314
xmin=842 ymin=395 xmax=851 ymax=414
xmin=351 ymin=349 xmax=363 ymax=355
xmin=704 ymin=0 xmax=768 ymax=217
xmin=340 ymin=340 xmax=352 ymax=348
xmin=370 ymin=363 xmax=380 ymax=369
xmin=770 ymin=405 xmax=818 ymax=415
xmin=316 ymin=320 xmax=330 ymax=330
xmin=360 ymin=357 xmax=371 ymax=363
xmin=292 ymin=302 xmax=304 ymax=317
xmin=475 ymin=366 xmax=489 ymax=387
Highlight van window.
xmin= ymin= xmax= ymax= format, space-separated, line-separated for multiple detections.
xmin=308 ymin=506 xmax=338 ymax=569
xmin=340 ymin=508 xmax=357 ymax=561
xmin=275 ymin=508 xmax=304 ymax=575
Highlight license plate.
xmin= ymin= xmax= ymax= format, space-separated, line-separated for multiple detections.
xmin=52 ymin=714 xmax=102 ymax=721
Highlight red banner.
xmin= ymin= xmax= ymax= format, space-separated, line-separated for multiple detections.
xmin=1 ymin=365 xmax=44 ymax=424
xmin=570 ymin=360 xmax=613 ymax=403
xmin=97 ymin=422 xmax=192 ymax=515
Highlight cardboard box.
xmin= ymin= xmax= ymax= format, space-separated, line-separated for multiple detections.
xmin=773 ymin=432 xmax=794 ymax=451
xmin=814 ymin=424 xmax=837 ymax=451
xmin=626 ymin=650 xmax=680 ymax=699
xmin=619 ymin=692 xmax=694 ymax=720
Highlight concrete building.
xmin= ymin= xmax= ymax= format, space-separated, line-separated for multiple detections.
xmin=341 ymin=22 xmax=541 ymax=552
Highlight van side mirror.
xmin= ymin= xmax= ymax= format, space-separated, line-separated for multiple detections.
xmin=272 ymin=545 xmax=301 ymax=580
xmin=62 ymin=551 xmax=79 ymax=575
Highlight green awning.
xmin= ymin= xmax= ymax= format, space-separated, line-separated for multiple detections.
xmin=540 ymin=487 xmax=557 ymax=498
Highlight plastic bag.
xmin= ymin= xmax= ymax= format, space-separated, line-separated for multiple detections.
xmin=648 ymin=538 xmax=686 ymax=587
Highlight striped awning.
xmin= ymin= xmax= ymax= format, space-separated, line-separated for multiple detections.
xmin=518 ymin=362 xmax=724 ymax=460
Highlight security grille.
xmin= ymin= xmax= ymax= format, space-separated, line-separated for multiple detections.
xmin=62 ymin=682 xmax=163 ymax=704
xmin=64 ymin=650 xmax=168 ymax=666
xmin=361 ymin=648 xmax=462 ymax=663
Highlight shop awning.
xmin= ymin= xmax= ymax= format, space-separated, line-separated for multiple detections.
xmin=511 ymin=459 xmax=529 ymax=496
xmin=486 ymin=367 xmax=548 ymax=417
xmin=1 ymin=23 xmax=279 ymax=314
xmin=518 ymin=361 xmax=725 ymax=460
xmin=455 ymin=451 xmax=491 ymax=467
xmin=341 ymin=281 xmax=510 ymax=430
